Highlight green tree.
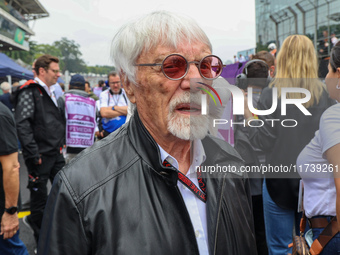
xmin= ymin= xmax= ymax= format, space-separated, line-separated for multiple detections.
xmin=87 ymin=65 xmax=115 ymax=75
xmin=53 ymin=37 xmax=87 ymax=73
xmin=256 ymin=42 xmax=268 ymax=53
xmin=34 ymin=44 xmax=65 ymax=70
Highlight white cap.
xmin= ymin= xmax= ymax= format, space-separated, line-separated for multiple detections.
xmin=268 ymin=43 xmax=276 ymax=50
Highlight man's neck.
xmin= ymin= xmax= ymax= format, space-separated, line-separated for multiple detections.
xmin=35 ymin=77 xmax=51 ymax=87
xmin=110 ymin=89 xmax=121 ymax=95
xmin=157 ymin=135 xmax=192 ymax=175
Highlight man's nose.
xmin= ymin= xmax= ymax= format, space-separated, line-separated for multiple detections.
xmin=180 ymin=63 xmax=201 ymax=90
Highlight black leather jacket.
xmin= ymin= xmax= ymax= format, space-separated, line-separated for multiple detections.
xmin=13 ymin=80 xmax=65 ymax=162
xmin=38 ymin=111 xmax=257 ymax=255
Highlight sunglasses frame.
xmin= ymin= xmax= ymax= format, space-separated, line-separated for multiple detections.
xmin=135 ymin=54 xmax=224 ymax=80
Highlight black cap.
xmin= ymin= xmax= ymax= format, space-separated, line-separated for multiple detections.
xmin=70 ymin=74 xmax=85 ymax=88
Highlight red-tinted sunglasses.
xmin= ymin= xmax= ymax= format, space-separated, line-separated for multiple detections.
xmin=135 ymin=54 xmax=225 ymax=80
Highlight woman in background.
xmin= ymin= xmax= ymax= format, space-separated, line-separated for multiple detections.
xmin=244 ymin=34 xmax=334 ymax=254
xmin=297 ymin=42 xmax=340 ymax=254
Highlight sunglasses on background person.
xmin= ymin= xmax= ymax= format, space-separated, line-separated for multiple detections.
xmin=135 ymin=54 xmax=225 ymax=80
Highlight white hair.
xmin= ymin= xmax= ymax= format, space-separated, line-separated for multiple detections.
xmin=0 ymin=82 xmax=11 ymax=91
xmin=111 ymin=10 xmax=212 ymax=84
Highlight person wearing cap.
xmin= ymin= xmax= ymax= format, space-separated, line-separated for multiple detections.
xmin=0 ymin=82 xmax=13 ymax=111
xmin=57 ymin=74 xmax=97 ymax=164
xmin=38 ymin=11 xmax=256 ymax=255
xmin=268 ymin=43 xmax=277 ymax=57
xmin=12 ymin=54 xmax=65 ymax=247
xmin=331 ymin=32 xmax=339 ymax=47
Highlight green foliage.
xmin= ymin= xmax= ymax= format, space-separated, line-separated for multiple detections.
xmin=256 ymin=42 xmax=268 ymax=53
xmin=2 ymin=37 xmax=115 ymax=74
xmin=87 ymin=65 xmax=115 ymax=75
xmin=34 ymin=44 xmax=65 ymax=70
xmin=53 ymin=37 xmax=87 ymax=73
xmin=4 ymin=41 xmax=37 ymax=64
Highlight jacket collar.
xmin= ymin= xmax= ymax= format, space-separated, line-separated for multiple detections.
xmin=127 ymin=109 xmax=243 ymax=178
xmin=128 ymin=110 xmax=169 ymax=169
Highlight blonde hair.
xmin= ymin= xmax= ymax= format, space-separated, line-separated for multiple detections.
xmin=269 ymin=35 xmax=323 ymax=108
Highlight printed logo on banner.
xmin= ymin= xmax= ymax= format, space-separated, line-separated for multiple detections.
xmin=65 ymin=94 xmax=96 ymax=148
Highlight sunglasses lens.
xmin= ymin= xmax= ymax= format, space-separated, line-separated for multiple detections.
xmin=200 ymin=56 xmax=223 ymax=79
xmin=162 ymin=55 xmax=187 ymax=79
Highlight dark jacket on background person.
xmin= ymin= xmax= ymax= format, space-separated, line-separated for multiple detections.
xmin=249 ymin=86 xmax=334 ymax=210
xmin=38 ymin=111 xmax=257 ymax=255
xmin=12 ymin=80 xmax=65 ymax=163
xmin=0 ymin=93 xmax=13 ymax=111
xmin=88 ymin=91 xmax=99 ymax=101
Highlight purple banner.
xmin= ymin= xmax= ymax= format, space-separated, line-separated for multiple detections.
xmin=220 ymin=62 xmax=246 ymax=85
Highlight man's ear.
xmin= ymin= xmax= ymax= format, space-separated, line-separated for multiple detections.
xmin=121 ymin=72 xmax=136 ymax=104
xmin=337 ymin=67 xmax=340 ymax=79
xmin=270 ymin=66 xmax=275 ymax=77
xmin=38 ymin=67 xmax=46 ymax=76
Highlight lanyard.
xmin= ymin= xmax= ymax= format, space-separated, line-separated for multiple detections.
xmin=108 ymin=90 xmax=122 ymax=106
xmin=163 ymin=160 xmax=207 ymax=203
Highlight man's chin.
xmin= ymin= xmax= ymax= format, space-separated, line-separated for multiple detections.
xmin=167 ymin=113 xmax=209 ymax=141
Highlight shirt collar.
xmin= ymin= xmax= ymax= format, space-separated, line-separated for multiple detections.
xmin=158 ymin=139 xmax=206 ymax=175
xmin=34 ymin=77 xmax=55 ymax=95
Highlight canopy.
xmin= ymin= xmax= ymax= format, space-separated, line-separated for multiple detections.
xmin=0 ymin=53 xmax=34 ymax=80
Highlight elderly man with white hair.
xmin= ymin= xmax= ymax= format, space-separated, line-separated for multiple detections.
xmin=0 ymin=82 xmax=13 ymax=111
xmin=38 ymin=11 xmax=256 ymax=255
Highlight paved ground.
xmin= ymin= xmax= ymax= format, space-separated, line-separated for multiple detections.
xmin=18 ymin=153 xmax=52 ymax=255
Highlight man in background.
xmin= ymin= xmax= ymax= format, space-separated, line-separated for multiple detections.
xmin=252 ymin=50 xmax=276 ymax=78
xmin=58 ymin=74 xmax=96 ymax=163
xmin=98 ymin=71 xmax=128 ymax=138
xmin=239 ymin=54 xmax=246 ymax=62
xmin=85 ymin=81 xmax=99 ymax=101
xmin=0 ymin=82 xmax=13 ymax=111
xmin=234 ymin=59 xmax=270 ymax=255
xmin=93 ymin=80 xmax=107 ymax=98
xmin=0 ymin=101 xmax=28 ymax=255
xmin=12 ymin=54 xmax=65 ymax=246
xmin=268 ymin=43 xmax=277 ymax=57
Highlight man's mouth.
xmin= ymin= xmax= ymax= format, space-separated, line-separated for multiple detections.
xmin=175 ymin=103 xmax=201 ymax=115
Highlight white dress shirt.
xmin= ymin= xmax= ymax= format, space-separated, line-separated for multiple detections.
xmin=297 ymin=104 xmax=340 ymax=218
xmin=34 ymin=77 xmax=58 ymax=106
xmin=158 ymin=140 xmax=209 ymax=255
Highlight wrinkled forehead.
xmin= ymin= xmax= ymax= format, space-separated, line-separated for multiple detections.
xmin=138 ymin=39 xmax=212 ymax=63
xmin=144 ymin=33 xmax=211 ymax=54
